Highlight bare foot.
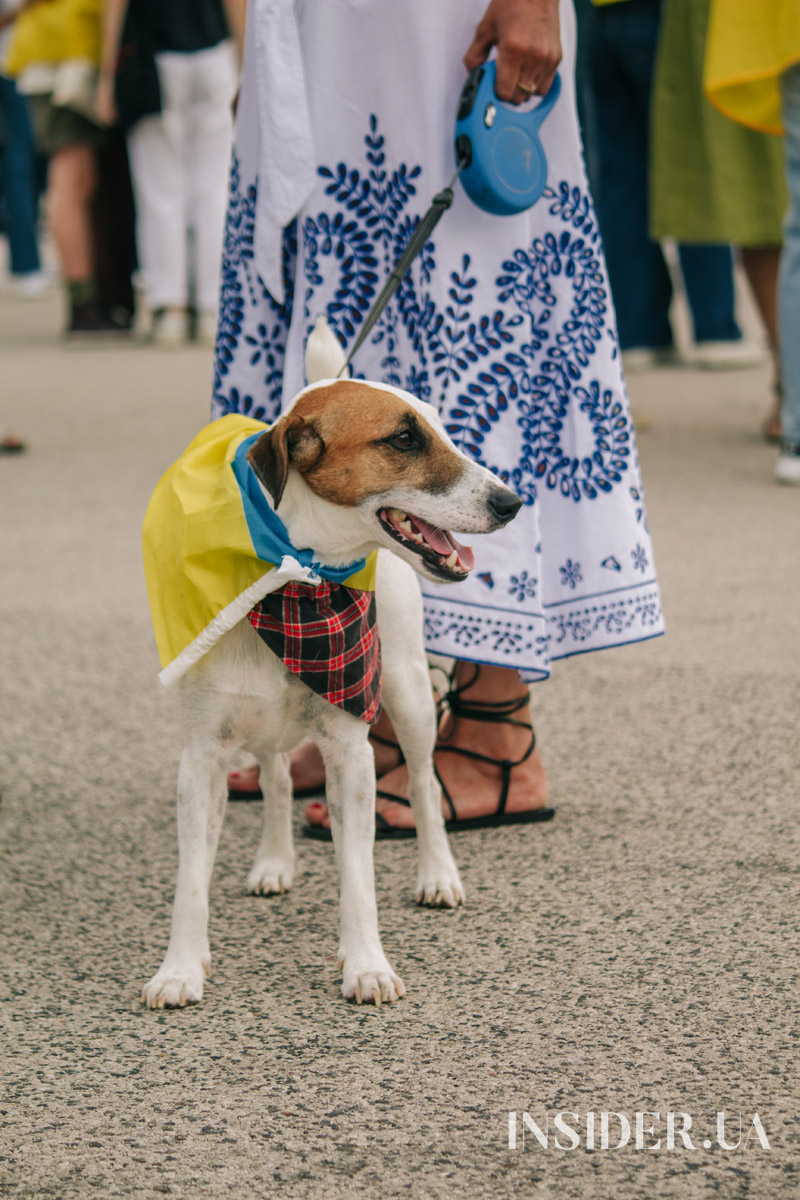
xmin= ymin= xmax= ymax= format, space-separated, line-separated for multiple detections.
xmin=228 ymin=710 xmax=402 ymax=797
xmin=304 ymin=665 xmax=550 ymax=833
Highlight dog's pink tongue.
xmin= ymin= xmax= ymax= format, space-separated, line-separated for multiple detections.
xmin=413 ymin=516 xmax=476 ymax=571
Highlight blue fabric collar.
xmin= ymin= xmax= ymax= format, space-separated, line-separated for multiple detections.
xmin=231 ymin=432 xmax=367 ymax=583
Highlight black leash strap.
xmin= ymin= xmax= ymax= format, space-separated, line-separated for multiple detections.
xmin=338 ymin=164 xmax=463 ymax=377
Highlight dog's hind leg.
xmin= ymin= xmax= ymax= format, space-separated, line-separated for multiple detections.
xmin=381 ymin=662 xmax=465 ymax=909
xmin=246 ymin=750 xmax=295 ymax=895
xmin=376 ymin=554 xmax=464 ymax=908
xmin=318 ymin=720 xmax=406 ymax=1004
xmin=142 ymin=743 xmax=229 ymax=1008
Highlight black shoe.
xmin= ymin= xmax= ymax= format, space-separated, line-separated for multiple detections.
xmin=65 ymin=301 xmax=130 ymax=337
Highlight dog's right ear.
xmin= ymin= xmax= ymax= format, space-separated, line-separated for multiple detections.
xmin=247 ymin=415 xmax=325 ymax=508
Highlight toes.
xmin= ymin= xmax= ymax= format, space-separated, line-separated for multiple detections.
xmin=303 ymin=800 xmax=331 ymax=827
xmin=228 ymin=767 xmax=260 ymax=787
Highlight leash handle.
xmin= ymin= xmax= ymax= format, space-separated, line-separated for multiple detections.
xmin=338 ymin=167 xmax=464 ymax=377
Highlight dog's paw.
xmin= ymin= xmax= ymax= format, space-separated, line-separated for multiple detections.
xmin=247 ymin=858 xmax=294 ymax=896
xmin=415 ymin=861 xmax=465 ymax=908
xmin=141 ymin=958 xmax=208 ymax=1009
xmin=338 ymin=952 xmax=406 ymax=1006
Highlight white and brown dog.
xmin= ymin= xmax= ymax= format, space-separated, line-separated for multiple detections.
xmin=143 ymin=319 xmax=521 ymax=1008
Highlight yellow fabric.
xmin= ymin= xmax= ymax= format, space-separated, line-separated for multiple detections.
xmin=142 ymin=414 xmax=376 ymax=677
xmin=3 ymin=0 xmax=102 ymax=77
xmin=705 ymin=0 xmax=800 ymax=135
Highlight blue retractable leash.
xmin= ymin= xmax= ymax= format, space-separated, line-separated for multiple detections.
xmin=339 ymin=61 xmax=561 ymax=375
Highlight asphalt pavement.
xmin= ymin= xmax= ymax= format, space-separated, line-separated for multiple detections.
xmin=1 ymin=278 xmax=799 ymax=1200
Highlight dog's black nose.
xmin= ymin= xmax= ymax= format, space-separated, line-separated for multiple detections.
xmin=488 ymin=487 xmax=523 ymax=524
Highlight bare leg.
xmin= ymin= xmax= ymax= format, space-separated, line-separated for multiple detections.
xmin=741 ymin=245 xmax=781 ymax=356
xmin=47 ymin=144 xmax=97 ymax=282
xmin=741 ymin=245 xmax=782 ymax=439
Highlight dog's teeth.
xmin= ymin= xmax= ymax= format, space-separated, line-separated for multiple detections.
xmin=400 ymin=519 xmax=413 ymax=532
xmin=390 ymin=507 xmax=406 ymax=521
xmin=444 ymin=550 xmax=458 ymax=568
xmin=411 ymin=531 xmax=424 ymax=543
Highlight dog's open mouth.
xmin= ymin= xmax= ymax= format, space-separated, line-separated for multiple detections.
xmin=378 ymin=507 xmax=475 ymax=579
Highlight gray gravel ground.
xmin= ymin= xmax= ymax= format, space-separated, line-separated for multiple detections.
xmin=1 ymin=283 xmax=799 ymax=1199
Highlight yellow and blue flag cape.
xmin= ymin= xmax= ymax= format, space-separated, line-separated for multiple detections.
xmin=143 ymin=414 xmax=376 ymax=687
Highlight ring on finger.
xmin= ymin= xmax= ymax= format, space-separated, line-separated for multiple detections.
xmin=518 ymin=80 xmax=538 ymax=95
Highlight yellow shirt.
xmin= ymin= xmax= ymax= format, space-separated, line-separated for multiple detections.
xmin=3 ymin=0 xmax=102 ymax=77
xmin=705 ymin=0 xmax=800 ymax=135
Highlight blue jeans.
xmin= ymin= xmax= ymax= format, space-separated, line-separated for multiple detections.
xmin=586 ymin=0 xmax=741 ymax=350
xmin=780 ymin=66 xmax=800 ymax=446
xmin=0 ymin=75 xmax=41 ymax=276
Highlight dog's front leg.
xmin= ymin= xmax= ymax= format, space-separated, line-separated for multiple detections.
xmin=319 ymin=729 xmax=406 ymax=1005
xmin=142 ymin=745 xmax=228 ymax=1008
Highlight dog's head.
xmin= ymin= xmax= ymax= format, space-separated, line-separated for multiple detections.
xmin=246 ymin=378 xmax=521 ymax=584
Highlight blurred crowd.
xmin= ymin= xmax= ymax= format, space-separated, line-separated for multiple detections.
xmin=1 ymin=0 xmax=798 ymax=483
xmin=0 ymin=0 xmax=242 ymax=344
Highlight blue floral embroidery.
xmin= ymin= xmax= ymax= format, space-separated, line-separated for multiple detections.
xmin=559 ymin=559 xmax=582 ymax=589
xmin=508 ymin=571 xmax=538 ymax=602
xmin=213 ymin=118 xmax=635 ymax=508
xmin=422 ymin=584 xmax=662 ymax=670
xmin=302 ymin=117 xmax=631 ymax=505
xmin=631 ymin=543 xmax=648 ymax=573
xmin=213 ymin=155 xmax=296 ymax=418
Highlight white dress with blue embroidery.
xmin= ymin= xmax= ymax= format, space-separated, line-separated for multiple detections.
xmin=211 ymin=0 xmax=664 ymax=682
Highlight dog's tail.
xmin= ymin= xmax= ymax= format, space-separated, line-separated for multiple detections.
xmin=305 ymin=315 xmax=349 ymax=384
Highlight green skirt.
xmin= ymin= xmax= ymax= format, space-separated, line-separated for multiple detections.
xmin=650 ymin=0 xmax=786 ymax=245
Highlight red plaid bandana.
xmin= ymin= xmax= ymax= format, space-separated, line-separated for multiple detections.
xmin=247 ymin=581 xmax=381 ymax=722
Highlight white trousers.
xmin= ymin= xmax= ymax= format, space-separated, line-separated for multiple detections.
xmin=127 ymin=41 xmax=237 ymax=312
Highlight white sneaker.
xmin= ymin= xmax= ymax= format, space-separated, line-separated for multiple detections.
xmin=775 ymin=447 xmax=800 ymax=486
xmin=15 ymin=270 xmax=48 ymax=300
xmin=621 ymin=346 xmax=680 ymax=374
xmin=196 ymin=310 xmax=218 ymax=347
xmin=690 ymin=339 xmax=768 ymax=370
xmin=152 ymin=309 xmax=187 ymax=348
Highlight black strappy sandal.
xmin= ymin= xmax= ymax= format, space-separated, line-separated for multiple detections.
xmin=302 ymin=666 xmax=555 ymax=840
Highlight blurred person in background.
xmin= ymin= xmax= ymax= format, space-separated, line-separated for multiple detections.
xmin=584 ymin=0 xmax=762 ymax=375
xmin=3 ymin=0 xmax=126 ymax=335
xmin=650 ymin=0 xmax=786 ymax=440
xmin=98 ymin=0 xmax=243 ymax=347
xmin=0 ymin=0 xmax=45 ymax=298
xmin=705 ymin=0 xmax=800 ymax=484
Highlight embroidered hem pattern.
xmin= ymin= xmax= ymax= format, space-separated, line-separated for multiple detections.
xmin=248 ymin=581 xmax=381 ymax=722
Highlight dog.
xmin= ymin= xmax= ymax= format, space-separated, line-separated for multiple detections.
xmin=141 ymin=318 xmax=521 ymax=1008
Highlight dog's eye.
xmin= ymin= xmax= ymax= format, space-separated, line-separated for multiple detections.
xmin=389 ymin=430 xmax=417 ymax=452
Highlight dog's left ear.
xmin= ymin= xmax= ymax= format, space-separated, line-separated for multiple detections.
xmin=247 ymin=415 xmax=325 ymax=508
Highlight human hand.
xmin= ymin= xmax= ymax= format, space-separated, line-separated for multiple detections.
xmin=464 ymin=0 xmax=562 ymax=103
